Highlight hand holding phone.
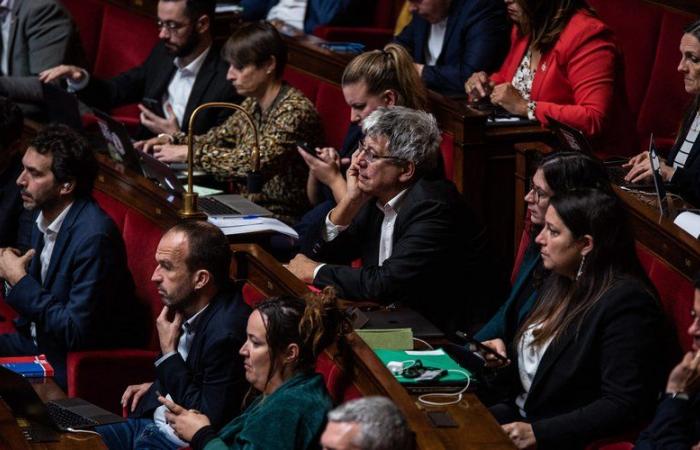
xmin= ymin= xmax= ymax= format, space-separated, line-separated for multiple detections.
xmin=142 ymin=97 xmax=165 ymax=118
xmin=456 ymin=331 xmax=510 ymax=368
xmin=296 ymin=140 xmax=320 ymax=159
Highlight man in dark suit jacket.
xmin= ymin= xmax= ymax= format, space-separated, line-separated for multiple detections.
xmin=0 ymin=125 xmax=143 ymax=389
xmin=97 ymin=221 xmax=251 ymax=449
xmin=39 ymin=0 xmax=238 ymax=139
xmin=288 ymin=106 xmax=495 ymax=334
xmin=394 ymin=0 xmax=509 ymax=95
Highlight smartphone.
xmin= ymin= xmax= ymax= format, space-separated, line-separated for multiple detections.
xmin=142 ymin=97 xmax=165 ymax=118
xmin=296 ymin=140 xmax=319 ymax=159
xmin=455 ymin=331 xmax=509 ymax=364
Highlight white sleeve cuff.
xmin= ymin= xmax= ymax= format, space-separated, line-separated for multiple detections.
xmin=154 ymin=351 xmax=177 ymax=367
xmin=66 ymin=69 xmax=90 ymax=92
xmin=313 ymin=263 xmax=326 ymax=281
xmin=322 ymin=209 xmax=348 ymax=242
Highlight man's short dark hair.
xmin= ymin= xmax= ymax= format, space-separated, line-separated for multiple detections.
xmin=162 ymin=0 xmax=216 ymax=22
xmin=0 ymin=98 xmax=23 ymax=152
xmin=170 ymin=221 xmax=231 ymax=289
xmin=30 ymin=124 xmax=97 ymax=198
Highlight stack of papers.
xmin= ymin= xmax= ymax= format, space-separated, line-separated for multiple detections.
xmin=208 ymin=216 xmax=299 ymax=238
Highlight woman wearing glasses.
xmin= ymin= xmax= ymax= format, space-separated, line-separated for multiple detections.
xmin=485 ymin=188 xmax=664 ymax=449
xmin=141 ymin=21 xmax=322 ymax=223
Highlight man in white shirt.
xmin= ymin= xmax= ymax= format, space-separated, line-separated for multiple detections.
xmin=39 ymin=0 xmax=238 ymax=139
xmin=0 ymin=125 xmax=141 ymax=389
xmin=96 ymin=221 xmax=251 ymax=450
xmin=287 ymin=107 xmax=495 ymax=334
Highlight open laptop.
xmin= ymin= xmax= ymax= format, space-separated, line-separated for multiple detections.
xmin=348 ymin=305 xmax=445 ymax=339
xmin=0 ymin=366 xmax=124 ymax=442
xmin=92 ymin=110 xmax=273 ymax=218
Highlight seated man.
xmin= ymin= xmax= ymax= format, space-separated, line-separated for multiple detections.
xmin=238 ymin=0 xmax=366 ymax=34
xmin=320 ymin=396 xmax=414 ymax=450
xmin=97 ymin=221 xmax=251 ymax=450
xmin=39 ymin=0 xmax=238 ymax=138
xmin=0 ymin=98 xmax=24 ymax=247
xmin=636 ymin=274 xmax=700 ymax=449
xmin=394 ymin=0 xmax=509 ymax=95
xmin=0 ymin=124 xmax=143 ymax=389
xmin=288 ymin=106 xmax=495 ymax=334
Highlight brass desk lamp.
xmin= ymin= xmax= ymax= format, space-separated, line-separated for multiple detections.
xmin=179 ymin=102 xmax=261 ymax=220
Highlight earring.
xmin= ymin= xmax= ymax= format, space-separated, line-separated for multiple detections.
xmin=576 ymin=254 xmax=586 ymax=281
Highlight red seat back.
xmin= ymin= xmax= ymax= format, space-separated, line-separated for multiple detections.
xmin=440 ymin=132 xmax=454 ymax=181
xmin=60 ymin=0 xmax=104 ymax=70
xmin=315 ymin=352 xmax=362 ymax=404
xmin=315 ymin=83 xmax=350 ymax=149
xmin=283 ymin=67 xmax=321 ymax=103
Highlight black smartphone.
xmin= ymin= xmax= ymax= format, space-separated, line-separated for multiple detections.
xmin=296 ymin=140 xmax=319 ymax=159
xmin=142 ymin=97 xmax=165 ymax=118
xmin=455 ymin=331 xmax=509 ymax=364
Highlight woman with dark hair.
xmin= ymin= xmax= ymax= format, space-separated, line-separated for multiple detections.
xmin=484 ymin=189 xmax=664 ymax=449
xmin=142 ymin=21 xmax=322 ymax=222
xmin=465 ymin=0 xmax=637 ymax=158
xmin=159 ymin=288 xmax=346 ymax=450
xmin=625 ymin=20 xmax=700 ymax=206
xmin=475 ymin=151 xmax=611 ymax=344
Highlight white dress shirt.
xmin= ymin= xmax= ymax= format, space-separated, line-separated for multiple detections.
xmin=163 ymin=46 xmax=210 ymax=127
xmin=0 ymin=0 xmax=14 ymax=75
xmin=515 ymin=323 xmax=553 ymax=417
xmin=33 ymin=203 xmax=74 ymax=344
xmin=153 ymin=304 xmax=209 ymax=446
xmin=267 ymin=0 xmax=308 ymax=31
xmin=425 ymin=18 xmax=447 ymax=66
xmin=314 ymin=189 xmax=408 ymax=280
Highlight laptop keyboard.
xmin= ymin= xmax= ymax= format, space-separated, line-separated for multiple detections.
xmin=46 ymin=402 xmax=98 ymax=430
xmin=198 ymin=197 xmax=240 ymax=216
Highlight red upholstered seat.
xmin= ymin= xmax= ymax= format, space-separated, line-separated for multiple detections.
xmin=59 ymin=0 xmax=104 ymax=70
xmin=283 ymin=67 xmax=321 ymax=103
xmin=315 ymin=352 xmax=362 ymax=404
xmin=440 ymin=132 xmax=454 ymax=182
xmin=67 ymin=190 xmax=165 ymax=413
xmin=315 ymin=83 xmax=350 ymax=150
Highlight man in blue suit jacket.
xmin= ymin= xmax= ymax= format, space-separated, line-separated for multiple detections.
xmin=238 ymin=0 xmax=365 ymax=34
xmin=0 ymin=125 xmax=143 ymax=389
xmin=395 ymin=0 xmax=509 ymax=95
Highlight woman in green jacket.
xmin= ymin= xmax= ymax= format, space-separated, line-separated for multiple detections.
xmin=160 ymin=289 xmax=346 ymax=450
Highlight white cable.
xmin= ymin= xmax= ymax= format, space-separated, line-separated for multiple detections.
xmin=412 ymin=337 xmax=434 ymax=350
xmin=66 ymin=427 xmax=102 ymax=436
xmin=418 ymin=369 xmax=471 ymax=407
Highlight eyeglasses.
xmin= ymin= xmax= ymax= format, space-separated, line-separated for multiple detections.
xmin=528 ymin=178 xmax=550 ymax=203
xmin=156 ymin=20 xmax=190 ymax=32
xmin=357 ymin=140 xmax=406 ymax=164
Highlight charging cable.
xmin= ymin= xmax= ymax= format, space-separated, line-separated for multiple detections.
xmin=417 ymin=369 xmax=471 ymax=407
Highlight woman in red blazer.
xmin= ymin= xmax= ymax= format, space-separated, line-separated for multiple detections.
xmin=465 ymin=0 xmax=638 ymax=158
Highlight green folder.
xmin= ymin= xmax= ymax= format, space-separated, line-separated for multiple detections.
xmin=374 ymin=348 xmax=471 ymax=384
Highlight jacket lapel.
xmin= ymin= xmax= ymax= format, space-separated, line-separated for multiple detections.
xmin=185 ymin=297 xmax=219 ymax=366
xmin=523 ymin=325 xmax=576 ymax=408
xmin=439 ymin=3 xmax=460 ymax=62
xmin=42 ymin=199 xmax=88 ymax=287
xmin=5 ymin=5 xmax=18 ymax=74
xmin=28 ymin=218 xmax=43 ymax=282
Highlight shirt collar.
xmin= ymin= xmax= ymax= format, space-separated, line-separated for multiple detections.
xmin=36 ymin=202 xmax=74 ymax=236
xmin=376 ymin=189 xmax=408 ymax=214
xmin=173 ymin=46 xmax=211 ymax=76
xmin=183 ymin=304 xmax=209 ymax=333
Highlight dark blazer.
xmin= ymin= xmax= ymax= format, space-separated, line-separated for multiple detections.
xmin=132 ymin=286 xmax=251 ymax=429
xmin=0 ymin=155 xmax=23 ymax=247
xmin=6 ymin=197 xmax=143 ymax=386
xmin=394 ymin=0 xmax=509 ymax=95
xmin=6 ymin=0 xmax=84 ymax=76
xmin=636 ymin=394 xmax=700 ymax=449
xmin=304 ymin=177 xmax=495 ymax=334
xmin=474 ymin=247 xmax=541 ymax=342
xmin=667 ymin=113 xmax=700 ymax=207
xmin=238 ymin=0 xmax=366 ymax=34
xmin=493 ymin=278 xmax=665 ymax=450
xmin=80 ymin=42 xmax=239 ymax=138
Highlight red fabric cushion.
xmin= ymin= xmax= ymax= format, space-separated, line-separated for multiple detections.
xmin=315 ymin=352 xmax=362 ymax=404
xmin=60 ymin=0 xmax=104 ymax=70
xmin=511 ymin=227 xmax=532 ymax=284
xmin=440 ymin=132 xmax=454 ymax=182
xmin=585 ymin=441 xmax=634 ymax=450
xmin=315 ymin=82 xmax=350 ymax=150
xmin=242 ymin=283 xmax=266 ymax=308
xmin=283 ymin=67 xmax=320 ymax=103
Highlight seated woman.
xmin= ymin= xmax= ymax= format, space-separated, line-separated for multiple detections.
xmin=142 ymin=21 xmax=322 ymax=223
xmin=465 ymin=0 xmax=637 ymax=158
xmin=296 ymin=43 xmax=427 ymax=240
xmin=475 ymin=151 xmax=612 ymax=346
xmin=484 ymin=189 xmax=665 ymax=449
xmin=158 ymin=289 xmax=346 ymax=450
xmin=625 ymin=20 xmax=700 ymax=206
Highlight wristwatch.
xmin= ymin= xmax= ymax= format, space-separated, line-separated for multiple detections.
xmin=157 ymin=133 xmax=174 ymax=143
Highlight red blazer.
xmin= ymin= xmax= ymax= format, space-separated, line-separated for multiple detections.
xmin=491 ymin=11 xmax=638 ymax=157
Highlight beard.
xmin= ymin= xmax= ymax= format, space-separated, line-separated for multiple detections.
xmin=165 ymin=30 xmax=200 ymax=59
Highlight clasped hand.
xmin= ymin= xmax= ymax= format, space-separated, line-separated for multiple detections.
xmin=0 ymin=248 xmax=35 ymax=286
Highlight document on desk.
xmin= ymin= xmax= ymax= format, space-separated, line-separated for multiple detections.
xmin=208 ymin=216 xmax=299 ymax=239
xmin=674 ymin=211 xmax=700 ymax=238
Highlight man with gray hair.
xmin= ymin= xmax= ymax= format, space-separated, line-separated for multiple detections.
xmin=320 ymin=396 xmax=413 ymax=450
xmin=288 ymin=106 xmax=493 ymax=334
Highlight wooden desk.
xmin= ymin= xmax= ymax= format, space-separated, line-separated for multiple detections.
xmin=0 ymin=379 xmax=106 ymax=450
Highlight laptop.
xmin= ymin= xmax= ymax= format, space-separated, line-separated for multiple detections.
xmin=0 ymin=366 xmax=124 ymax=442
xmin=92 ymin=110 xmax=273 ymax=218
xmin=348 ymin=305 xmax=445 ymax=339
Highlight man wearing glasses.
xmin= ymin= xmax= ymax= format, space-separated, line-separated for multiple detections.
xmin=40 ymin=0 xmax=238 ymax=139
xmin=288 ymin=106 xmax=496 ymax=334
